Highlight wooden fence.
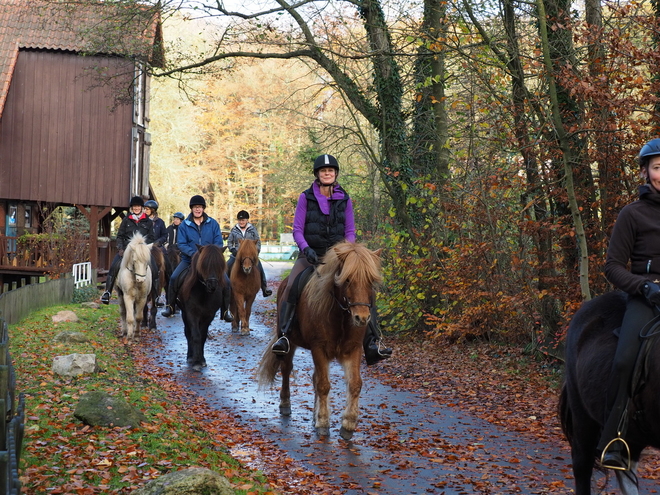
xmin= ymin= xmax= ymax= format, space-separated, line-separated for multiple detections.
xmin=0 ymin=277 xmax=74 ymax=325
xmin=0 ymin=318 xmax=24 ymax=494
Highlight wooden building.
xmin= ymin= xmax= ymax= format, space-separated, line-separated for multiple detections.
xmin=0 ymin=0 xmax=164 ymax=287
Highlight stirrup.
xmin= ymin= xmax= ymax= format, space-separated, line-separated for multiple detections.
xmin=600 ymin=437 xmax=631 ymax=471
xmin=272 ymin=336 xmax=290 ymax=355
xmin=100 ymin=291 xmax=111 ymax=304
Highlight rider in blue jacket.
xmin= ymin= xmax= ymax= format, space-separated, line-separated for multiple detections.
xmin=161 ymin=195 xmax=233 ymax=322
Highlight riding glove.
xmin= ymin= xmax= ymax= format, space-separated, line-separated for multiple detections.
xmin=303 ymin=247 xmax=318 ymax=265
xmin=230 ymin=248 xmax=238 ymax=256
xmin=643 ymin=282 xmax=660 ymax=306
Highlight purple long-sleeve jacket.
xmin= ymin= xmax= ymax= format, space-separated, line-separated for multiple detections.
xmin=293 ymin=181 xmax=356 ymax=253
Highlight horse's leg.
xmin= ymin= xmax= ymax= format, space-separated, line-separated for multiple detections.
xmin=616 ymin=459 xmax=640 ymax=495
xmin=564 ymin=387 xmax=600 ymax=495
xmin=230 ymin=293 xmax=239 ymax=333
xmin=244 ymin=294 xmax=256 ymax=334
xmin=339 ymin=349 xmax=363 ymax=440
xmin=279 ymin=351 xmax=294 ymax=416
xmin=118 ymin=291 xmax=128 ymax=337
xmin=311 ymin=348 xmax=331 ymax=437
xmin=149 ymin=291 xmax=158 ymax=329
xmin=123 ymin=292 xmax=136 ymax=341
xmin=239 ymin=295 xmax=249 ymax=336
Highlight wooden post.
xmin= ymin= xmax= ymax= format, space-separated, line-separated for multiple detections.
xmin=76 ymin=205 xmax=112 ymax=269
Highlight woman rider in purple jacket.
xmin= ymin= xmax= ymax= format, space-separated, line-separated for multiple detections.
xmin=271 ymin=154 xmax=392 ymax=365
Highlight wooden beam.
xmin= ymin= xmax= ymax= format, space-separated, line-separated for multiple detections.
xmin=75 ymin=205 xmax=112 ymax=268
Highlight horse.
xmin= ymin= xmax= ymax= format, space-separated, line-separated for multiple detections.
xmin=229 ymin=239 xmax=261 ymax=336
xmin=141 ymin=245 xmax=166 ymax=330
xmin=115 ymin=233 xmax=153 ymax=341
xmin=165 ymin=244 xmax=180 ymax=311
xmin=177 ymin=244 xmax=229 ymax=371
xmin=258 ymin=241 xmax=382 ymax=440
xmin=560 ymin=290 xmax=660 ymax=494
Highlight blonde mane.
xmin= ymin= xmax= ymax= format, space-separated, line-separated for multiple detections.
xmin=121 ymin=233 xmax=151 ymax=270
xmin=302 ymin=242 xmax=382 ymax=318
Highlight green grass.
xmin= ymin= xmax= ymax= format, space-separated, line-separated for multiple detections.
xmin=11 ymin=303 xmax=276 ymax=494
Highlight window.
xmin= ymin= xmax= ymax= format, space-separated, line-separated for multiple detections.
xmin=24 ymin=205 xmax=32 ymax=228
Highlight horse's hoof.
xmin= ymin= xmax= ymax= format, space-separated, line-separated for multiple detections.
xmin=339 ymin=427 xmax=354 ymax=441
xmin=316 ymin=427 xmax=330 ymax=437
xmin=280 ymin=405 xmax=291 ymax=416
xmin=191 ymin=363 xmax=203 ymax=372
xmin=240 ymin=330 xmax=250 ymax=336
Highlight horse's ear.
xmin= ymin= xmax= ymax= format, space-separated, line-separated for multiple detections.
xmin=220 ymin=246 xmax=228 ymax=253
xmin=146 ymin=243 xmax=154 ymax=250
xmin=373 ymin=248 xmax=383 ymax=258
xmin=196 ymin=244 xmax=203 ymax=251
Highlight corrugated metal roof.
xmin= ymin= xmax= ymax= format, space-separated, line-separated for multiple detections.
xmin=0 ymin=0 xmax=164 ymax=116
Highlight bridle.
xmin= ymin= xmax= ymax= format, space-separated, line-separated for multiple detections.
xmin=241 ymin=256 xmax=255 ymax=271
xmin=332 ymin=292 xmax=372 ymax=312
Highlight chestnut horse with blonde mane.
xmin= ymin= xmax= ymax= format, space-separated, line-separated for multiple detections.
xmin=258 ymin=241 xmax=382 ymax=440
xmin=229 ymin=239 xmax=261 ymax=335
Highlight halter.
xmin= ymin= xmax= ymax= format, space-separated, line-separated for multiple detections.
xmin=200 ymin=276 xmax=218 ymax=291
xmin=127 ymin=260 xmax=148 ymax=278
xmin=332 ymin=292 xmax=372 ymax=312
xmin=240 ymin=256 xmax=256 ymax=270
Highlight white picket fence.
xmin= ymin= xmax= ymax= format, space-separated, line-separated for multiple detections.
xmin=72 ymin=262 xmax=92 ymax=289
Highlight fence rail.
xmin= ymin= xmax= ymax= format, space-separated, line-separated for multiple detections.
xmin=0 ymin=277 xmax=74 ymax=325
xmin=0 ymin=318 xmax=24 ymax=494
xmin=73 ymin=262 xmax=92 ymax=288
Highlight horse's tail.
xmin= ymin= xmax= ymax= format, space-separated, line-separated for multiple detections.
xmin=257 ymin=334 xmax=282 ymax=390
xmin=558 ymin=383 xmax=573 ymax=446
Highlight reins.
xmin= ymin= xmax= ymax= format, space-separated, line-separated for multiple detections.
xmin=332 ymin=292 xmax=372 ymax=312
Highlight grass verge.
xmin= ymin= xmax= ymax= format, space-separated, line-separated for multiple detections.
xmin=11 ymin=302 xmax=276 ymax=494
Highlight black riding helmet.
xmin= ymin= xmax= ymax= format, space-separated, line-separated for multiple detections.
xmin=129 ymin=196 xmax=144 ymax=207
xmin=313 ymin=154 xmax=339 ymax=175
xmin=189 ymin=195 xmax=207 ymax=208
xmin=639 ymin=138 xmax=660 ymax=170
xmin=144 ymin=200 xmax=158 ymax=210
xmin=237 ymin=210 xmax=249 ymax=220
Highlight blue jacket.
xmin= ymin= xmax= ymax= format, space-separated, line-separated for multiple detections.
xmin=177 ymin=213 xmax=224 ymax=262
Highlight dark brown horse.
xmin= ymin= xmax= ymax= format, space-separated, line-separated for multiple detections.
xmin=560 ymin=290 xmax=660 ymax=494
xmin=258 ymin=241 xmax=382 ymax=440
xmin=142 ymin=245 xmax=166 ymax=330
xmin=178 ymin=244 xmax=228 ymax=371
xmin=229 ymin=239 xmax=261 ymax=336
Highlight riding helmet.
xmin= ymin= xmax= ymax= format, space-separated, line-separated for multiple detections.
xmin=144 ymin=200 xmax=158 ymax=210
xmin=189 ymin=195 xmax=207 ymax=208
xmin=129 ymin=196 xmax=144 ymax=207
xmin=173 ymin=212 xmax=185 ymax=220
xmin=237 ymin=210 xmax=249 ymax=220
xmin=313 ymin=154 xmax=339 ymax=174
xmin=639 ymin=138 xmax=660 ymax=167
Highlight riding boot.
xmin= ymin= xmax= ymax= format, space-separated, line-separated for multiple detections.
xmin=272 ymin=301 xmax=296 ymax=355
xmin=363 ymin=311 xmax=392 ymax=366
xmin=100 ymin=258 xmax=120 ymax=304
xmin=260 ymin=263 xmax=272 ymax=297
xmin=598 ymin=389 xmax=632 ymax=470
xmin=222 ymin=276 xmax=234 ymax=322
xmin=161 ymin=285 xmax=178 ymax=317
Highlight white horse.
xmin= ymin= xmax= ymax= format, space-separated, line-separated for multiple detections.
xmin=116 ymin=233 xmax=153 ymax=341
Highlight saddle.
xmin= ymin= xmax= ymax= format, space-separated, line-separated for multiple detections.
xmin=286 ymin=266 xmax=315 ymax=305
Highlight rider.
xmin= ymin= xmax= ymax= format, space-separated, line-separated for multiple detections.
xmin=100 ymin=196 xmax=155 ymax=305
xmin=161 ymin=195 xmax=233 ymax=322
xmin=271 ymin=154 xmax=392 ymax=365
xmin=600 ymin=138 xmax=660 ymax=470
xmin=144 ymin=200 xmax=168 ymax=247
xmin=166 ymin=212 xmax=185 ymax=251
xmin=226 ymin=210 xmax=273 ymax=298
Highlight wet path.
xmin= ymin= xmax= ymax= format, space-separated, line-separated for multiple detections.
xmin=149 ymin=262 xmax=580 ymax=494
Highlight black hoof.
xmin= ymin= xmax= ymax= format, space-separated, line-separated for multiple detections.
xmin=316 ymin=427 xmax=330 ymax=437
xmin=280 ymin=405 xmax=291 ymax=416
xmin=339 ymin=427 xmax=354 ymax=441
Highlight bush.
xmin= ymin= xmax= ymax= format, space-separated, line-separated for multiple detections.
xmin=72 ymin=284 xmax=100 ymax=303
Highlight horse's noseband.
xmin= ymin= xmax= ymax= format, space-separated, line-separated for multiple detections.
xmin=128 ymin=265 xmax=147 ymax=278
xmin=333 ymin=293 xmax=371 ymax=312
xmin=201 ymin=276 xmax=219 ymax=292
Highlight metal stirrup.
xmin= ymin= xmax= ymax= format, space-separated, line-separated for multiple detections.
xmin=600 ymin=437 xmax=631 ymax=471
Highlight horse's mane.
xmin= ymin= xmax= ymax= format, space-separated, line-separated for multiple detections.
xmin=181 ymin=244 xmax=227 ymax=298
xmin=237 ymin=238 xmax=258 ymax=260
xmin=121 ymin=233 xmax=151 ymax=269
xmin=302 ymin=242 xmax=382 ymax=318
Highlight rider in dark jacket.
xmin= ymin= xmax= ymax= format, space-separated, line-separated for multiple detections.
xmin=271 ymin=154 xmax=392 ymax=365
xmin=166 ymin=212 xmax=184 ymax=250
xmin=144 ymin=200 xmax=168 ymax=247
xmin=599 ymin=138 xmax=660 ymax=470
xmin=100 ymin=196 xmax=155 ymax=304
xmin=226 ymin=210 xmax=272 ymax=298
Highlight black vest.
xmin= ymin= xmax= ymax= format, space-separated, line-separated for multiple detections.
xmin=303 ymin=185 xmax=350 ymax=257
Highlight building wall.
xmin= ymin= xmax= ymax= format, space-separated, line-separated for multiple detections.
xmin=0 ymin=49 xmax=137 ymax=207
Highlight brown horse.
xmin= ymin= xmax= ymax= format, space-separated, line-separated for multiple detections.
xmin=258 ymin=241 xmax=382 ymax=440
xmin=142 ymin=245 xmax=166 ymax=330
xmin=229 ymin=239 xmax=261 ymax=335
xmin=560 ymin=290 xmax=660 ymax=494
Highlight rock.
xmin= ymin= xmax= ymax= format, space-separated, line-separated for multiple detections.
xmin=132 ymin=467 xmax=233 ymax=495
xmin=74 ymin=391 xmax=146 ymax=428
xmin=52 ymin=310 xmax=79 ymax=323
xmin=80 ymin=302 xmax=100 ymax=309
xmin=53 ymin=331 xmax=90 ymax=344
xmin=52 ymin=353 xmax=97 ymax=377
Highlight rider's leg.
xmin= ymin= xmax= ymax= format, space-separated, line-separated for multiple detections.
xmin=222 ymin=273 xmax=233 ymax=322
xmin=100 ymin=254 xmax=122 ymax=304
xmin=598 ymin=295 xmax=650 ymax=469
xmin=258 ymin=260 xmax=272 ymax=297
xmin=161 ymin=260 xmax=188 ymax=317
xmin=363 ymin=300 xmax=393 ymax=365
xmin=226 ymin=255 xmax=235 ymax=275
xmin=272 ymin=256 xmax=310 ymax=355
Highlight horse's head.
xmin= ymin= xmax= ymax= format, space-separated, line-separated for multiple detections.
xmin=237 ymin=239 xmax=258 ymax=275
xmin=194 ymin=244 xmax=228 ymax=293
xmin=122 ymin=234 xmax=153 ymax=285
xmin=315 ymin=242 xmax=383 ymax=328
